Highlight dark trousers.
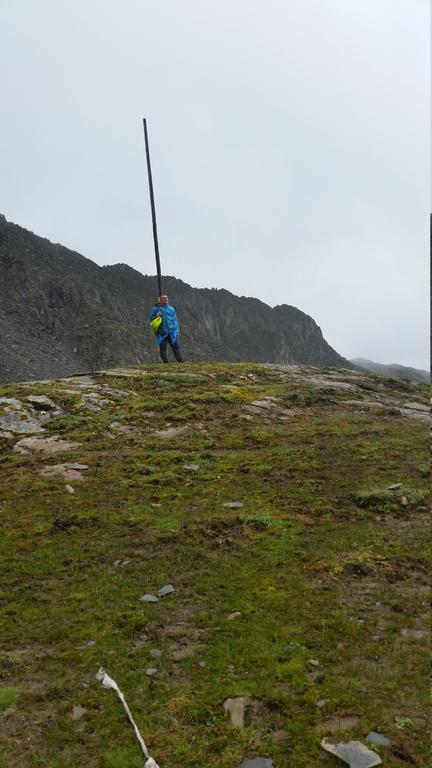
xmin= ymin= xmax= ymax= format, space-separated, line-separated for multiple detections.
xmin=159 ymin=336 xmax=183 ymax=363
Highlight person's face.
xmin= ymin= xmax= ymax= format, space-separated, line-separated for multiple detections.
xmin=160 ymin=295 xmax=169 ymax=306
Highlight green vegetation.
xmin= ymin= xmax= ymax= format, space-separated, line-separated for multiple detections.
xmin=0 ymin=363 xmax=429 ymax=767
xmin=0 ymin=688 xmax=19 ymax=713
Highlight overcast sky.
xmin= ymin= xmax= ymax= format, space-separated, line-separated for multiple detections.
xmin=1 ymin=0 xmax=430 ymax=368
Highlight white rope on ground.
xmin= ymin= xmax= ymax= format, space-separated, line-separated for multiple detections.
xmin=96 ymin=668 xmax=160 ymax=768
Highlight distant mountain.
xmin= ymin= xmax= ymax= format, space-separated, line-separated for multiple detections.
xmin=351 ymin=357 xmax=429 ymax=384
xmin=0 ymin=214 xmax=350 ymax=383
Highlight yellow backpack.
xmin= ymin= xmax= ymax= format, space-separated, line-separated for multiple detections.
xmin=150 ymin=315 xmax=162 ymax=334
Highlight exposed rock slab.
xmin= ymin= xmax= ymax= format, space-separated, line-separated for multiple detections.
xmin=14 ymin=435 xmax=80 ymax=456
xmin=40 ymin=464 xmax=87 ymax=482
xmin=0 ymin=398 xmax=46 ymax=434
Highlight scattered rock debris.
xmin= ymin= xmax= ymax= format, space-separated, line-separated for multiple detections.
xmin=140 ymin=594 xmax=159 ymax=603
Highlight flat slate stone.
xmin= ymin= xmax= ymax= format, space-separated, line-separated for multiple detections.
xmin=140 ymin=594 xmax=159 ymax=603
xmin=66 ymin=463 xmax=89 ymax=470
xmin=158 ymin=584 xmax=175 ymax=597
xmin=238 ymin=759 xmax=273 ymax=768
xmin=403 ymin=402 xmax=429 ymax=412
xmin=321 ymin=738 xmax=382 ymax=768
xmin=223 ymin=501 xmax=244 ymax=509
xmin=367 ymin=731 xmax=391 ymax=747
xmin=224 ymin=696 xmax=247 ymax=729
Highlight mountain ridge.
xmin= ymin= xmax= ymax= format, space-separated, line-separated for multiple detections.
xmin=351 ymin=357 xmax=429 ymax=384
xmin=0 ymin=214 xmax=349 ymax=382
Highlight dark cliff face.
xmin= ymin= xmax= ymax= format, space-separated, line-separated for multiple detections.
xmin=0 ymin=215 xmax=349 ymax=382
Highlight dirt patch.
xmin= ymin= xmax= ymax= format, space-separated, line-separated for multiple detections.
xmin=315 ymin=715 xmax=360 ymax=734
xmin=190 ymin=516 xmax=249 ymax=551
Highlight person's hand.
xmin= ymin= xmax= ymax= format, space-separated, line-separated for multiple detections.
xmin=156 ymin=310 xmax=162 ymax=317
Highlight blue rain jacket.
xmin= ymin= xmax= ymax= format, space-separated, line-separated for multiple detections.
xmin=149 ymin=304 xmax=179 ymax=345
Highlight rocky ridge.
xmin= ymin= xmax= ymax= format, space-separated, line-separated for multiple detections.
xmin=0 ymin=214 xmax=349 ymax=382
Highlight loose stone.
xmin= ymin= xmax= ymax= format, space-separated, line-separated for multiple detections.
xmin=367 ymin=731 xmax=392 ymax=747
xmin=140 ymin=594 xmax=159 ymax=603
xmin=223 ymin=501 xmax=244 ymax=509
xmin=158 ymin=584 xmax=175 ymax=597
xmin=72 ymin=705 xmax=87 ymax=720
xmin=223 ymin=696 xmax=247 ymax=729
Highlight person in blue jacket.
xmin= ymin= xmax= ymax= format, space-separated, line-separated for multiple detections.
xmin=149 ymin=294 xmax=184 ymax=363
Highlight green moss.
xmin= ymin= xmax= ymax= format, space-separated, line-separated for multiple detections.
xmin=0 ymin=688 xmax=19 ymax=712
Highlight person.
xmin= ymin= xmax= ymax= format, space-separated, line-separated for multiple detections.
xmin=149 ymin=294 xmax=184 ymax=363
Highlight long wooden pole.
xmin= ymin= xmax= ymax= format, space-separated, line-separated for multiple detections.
xmin=143 ymin=118 xmax=162 ymax=298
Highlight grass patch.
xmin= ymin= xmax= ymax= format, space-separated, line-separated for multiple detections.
xmin=0 ymin=688 xmax=19 ymax=712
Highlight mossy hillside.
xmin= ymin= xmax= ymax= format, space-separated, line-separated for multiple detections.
xmin=0 ymin=363 xmax=429 ymax=767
